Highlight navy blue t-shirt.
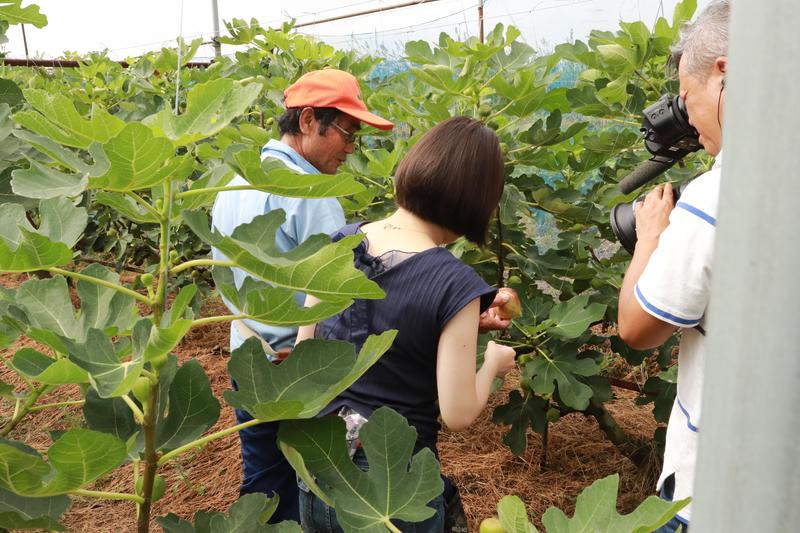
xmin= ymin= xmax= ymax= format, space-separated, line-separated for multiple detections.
xmin=317 ymin=222 xmax=496 ymax=449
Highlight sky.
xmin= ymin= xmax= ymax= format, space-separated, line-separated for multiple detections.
xmin=3 ymin=0 xmax=710 ymax=61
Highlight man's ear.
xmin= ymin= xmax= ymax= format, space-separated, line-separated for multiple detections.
xmin=298 ymin=107 xmax=316 ymax=135
xmin=715 ymin=56 xmax=728 ymax=77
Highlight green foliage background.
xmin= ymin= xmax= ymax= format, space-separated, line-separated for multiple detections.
xmin=0 ymin=0 xmax=705 ymax=530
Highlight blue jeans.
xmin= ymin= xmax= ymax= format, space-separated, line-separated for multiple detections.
xmin=654 ymin=474 xmax=689 ymax=533
xmin=235 ymin=406 xmax=300 ymax=522
xmin=299 ymin=448 xmax=445 ymax=533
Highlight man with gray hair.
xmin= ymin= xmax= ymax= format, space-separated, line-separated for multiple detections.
xmin=617 ymin=1 xmax=729 ymax=531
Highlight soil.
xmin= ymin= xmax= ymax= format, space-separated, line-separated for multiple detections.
xmin=0 ymin=272 xmax=662 ymax=532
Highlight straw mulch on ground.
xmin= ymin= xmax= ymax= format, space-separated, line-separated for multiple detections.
xmin=1 ymin=273 xmax=662 ymax=532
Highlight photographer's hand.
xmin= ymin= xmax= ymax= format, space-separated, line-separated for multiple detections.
xmin=634 ymin=183 xmax=674 ymax=244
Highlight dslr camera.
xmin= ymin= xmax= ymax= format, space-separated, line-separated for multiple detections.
xmin=610 ymin=94 xmax=702 ymax=254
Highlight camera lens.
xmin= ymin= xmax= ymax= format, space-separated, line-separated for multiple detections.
xmin=610 ymin=185 xmax=683 ymax=254
xmin=610 ymin=201 xmax=639 ymax=255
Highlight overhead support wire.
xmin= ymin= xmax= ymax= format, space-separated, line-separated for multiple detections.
xmin=0 ymin=58 xmax=211 ymax=69
xmin=293 ymin=0 xmax=444 ymax=29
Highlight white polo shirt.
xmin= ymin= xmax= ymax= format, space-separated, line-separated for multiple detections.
xmin=635 ymin=153 xmax=722 ymax=524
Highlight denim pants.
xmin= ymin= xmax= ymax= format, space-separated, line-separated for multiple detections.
xmin=654 ymin=474 xmax=689 ymax=533
xmin=299 ymin=448 xmax=446 ymax=533
xmin=235 ymin=406 xmax=300 ymax=522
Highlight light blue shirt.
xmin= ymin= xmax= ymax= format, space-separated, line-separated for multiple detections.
xmin=210 ymin=139 xmax=346 ymax=352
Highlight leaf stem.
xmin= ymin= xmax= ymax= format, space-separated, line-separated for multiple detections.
xmin=28 ymin=399 xmax=85 ymax=412
xmin=170 ymin=259 xmax=234 ymax=275
xmin=382 ymin=519 xmax=403 ymax=533
xmin=176 ymin=185 xmax=262 ymax=198
xmin=191 ymin=314 xmax=246 ymax=328
xmin=0 ymin=384 xmax=50 ymax=437
xmin=122 ymin=394 xmax=145 ymax=424
xmin=126 ymin=192 xmax=163 ymax=221
xmin=633 ymin=69 xmax=659 ymax=93
xmin=158 ymin=418 xmax=262 ymax=466
xmin=72 ymin=489 xmax=145 ymax=504
xmin=536 ymin=346 xmax=554 ymax=363
xmin=47 ymin=267 xmax=152 ymax=305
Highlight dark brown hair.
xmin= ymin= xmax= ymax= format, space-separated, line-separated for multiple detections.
xmin=394 ymin=116 xmax=504 ymax=245
xmin=278 ymin=107 xmax=341 ymax=136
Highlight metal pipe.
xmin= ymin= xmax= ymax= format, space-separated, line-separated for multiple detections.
xmin=478 ymin=0 xmax=484 ymax=43
xmin=211 ymin=0 xmax=221 ymax=58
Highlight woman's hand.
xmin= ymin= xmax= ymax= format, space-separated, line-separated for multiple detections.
xmin=479 ymin=292 xmax=512 ymax=332
xmin=484 ymin=341 xmax=517 ymax=378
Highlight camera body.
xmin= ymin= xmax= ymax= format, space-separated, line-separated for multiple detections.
xmin=641 ymin=94 xmax=701 ymax=161
xmin=610 ymin=94 xmax=701 ymax=253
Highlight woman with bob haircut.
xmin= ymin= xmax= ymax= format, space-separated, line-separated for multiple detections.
xmin=294 ymin=116 xmax=517 ymax=532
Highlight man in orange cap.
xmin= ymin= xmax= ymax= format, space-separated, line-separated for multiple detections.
xmin=211 ymin=68 xmax=393 ymax=523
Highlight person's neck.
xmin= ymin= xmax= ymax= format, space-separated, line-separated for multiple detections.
xmin=382 ymin=209 xmax=449 ymax=247
xmin=280 ymin=134 xmax=307 ymax=163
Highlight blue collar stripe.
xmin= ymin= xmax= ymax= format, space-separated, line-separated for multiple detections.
xmin=676 ymin=201 xmax=717 ymax=226
xmin=635 ymin=285 xmax=701 ymax=326
xmin=676 ymin=397 xmax=699 ymax=432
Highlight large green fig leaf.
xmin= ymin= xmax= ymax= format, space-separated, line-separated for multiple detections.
xmin=38 ymin=197 xmax=88 ymax=248
xmin=214 ymin=267 xmax=353 ymax=327
xmin=156 ymin=359 xmax=220 ymax=451
xmin=14 ymin=90 xmax=124 ymax=149
xmin=492 ymin=390 xmax=548 ymax=455
xmin=224 ymin=331 xmax=396 ymax=421
xmin=0 ymin=203 xmax=74 ymax=272
xmin=0 ymin=1 xmax=47 ymax=27
xmin=0 ymin=488 xmax=69 ymax=531
xmin=7 ymin=276 xmax=81 ymax=344
xmin=541 ymin=474 xmax=689 ymax=533
xmin=183 ymin=209 xmax=384 ymax=301
xmin=66 ymin=328 xmax=143 ymax=398
xmin=0 ymin=429 xmax=126 ymax=496
xmin=10 ymin=348 xmax=88 ymax=385
xmin=7 ymin=265 xmax=137 ymax=349
xmin=83 ymin=389 xmax=137 ymax=442
xmin=176 ymin=164 xmax=233 ymax=212
xmin=497 ymin=495 xmax=538 ymax=533
xmin=524 ymin=345 xmax=599 ymax=410
xmin=146 ymin=78 xmax=261 ymax=146
xmin=10 ymin=160 xmax=88 ymax=199
xmin=89 ymin=124 xmax=194 ymax=191
xmin=547 ymin=294 xmax=606 ymax=339
xmin=74 ymin=263 xmax=138 ymax=333
xmin=157 ymin=493 xmax=301 ymax=533
xmin=94 ymin=191 xmax=159 ymax=224
xmin=132 ymin=317 xmax=193 ymax=364
xmin=278 ymin=407 xmax=443 ymax=532
xmin=12 ymin=129 xmax=110 ymax=177
xmin=226 ymin=149 xmax=366 ymax=198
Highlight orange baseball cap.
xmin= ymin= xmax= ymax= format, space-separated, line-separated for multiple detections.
xmin=284 ymin=68 xmax=394 ymax=131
